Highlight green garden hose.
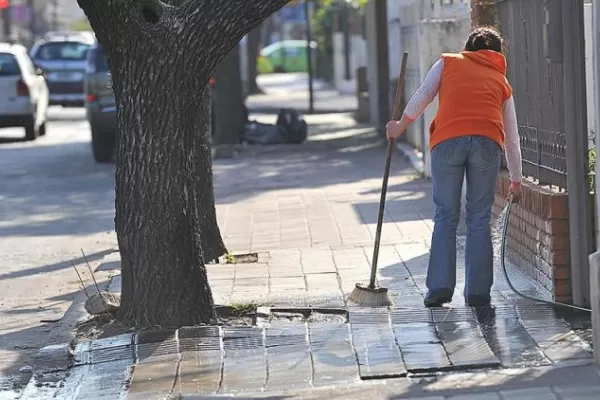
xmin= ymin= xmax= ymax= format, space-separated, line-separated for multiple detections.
xmin=500 ymin=193 xmax=592 ymax=313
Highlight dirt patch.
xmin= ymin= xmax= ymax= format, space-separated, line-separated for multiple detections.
xmin=76 ymin=314 xmax=131 ymax=342
xmin=227 ymin=252 xmax=259 ymax=264
xmin=266 ymin=308 xmax=348 ymax=324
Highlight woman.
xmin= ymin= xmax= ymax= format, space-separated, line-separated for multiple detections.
xmin=386 ymin=27 xmax=523 ymax=308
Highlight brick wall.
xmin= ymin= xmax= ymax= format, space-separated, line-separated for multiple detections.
xmin=491 ymin=171 xmax=571 ymax=302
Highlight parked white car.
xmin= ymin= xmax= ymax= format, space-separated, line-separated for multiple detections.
xmin=0 ymin=43 xmax=49 ymax=141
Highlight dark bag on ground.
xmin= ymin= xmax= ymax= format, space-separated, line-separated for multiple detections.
xmin=242 ymin=121 xmax=285 ymax=145
xmin=276 ymin=108 xmax=308 ymax=144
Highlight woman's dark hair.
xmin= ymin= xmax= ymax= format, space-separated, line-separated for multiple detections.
xmin=464 ymin=27 xmax=503 ymax=53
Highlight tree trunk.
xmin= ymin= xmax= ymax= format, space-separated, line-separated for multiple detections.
xmin=78 ymin=0 xmax=290 ymax=328
xmin=247 ymin=24 xmax=263 ymax=94
xmin=471 ymin=0 xmax=498 ymax=29
xmin=215 ymin=44 xmax=246 ymax=147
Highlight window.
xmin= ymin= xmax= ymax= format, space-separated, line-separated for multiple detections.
xmin=0 ymin=53 xmax=21 ymax=76
xmin=34 ymin=41 xmax=91 ymax=61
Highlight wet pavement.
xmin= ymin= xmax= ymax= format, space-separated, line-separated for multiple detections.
xmin=22 ymin=297 xmax=592 ymax=399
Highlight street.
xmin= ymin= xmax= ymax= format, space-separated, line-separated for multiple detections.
xmin=0 ymin=107 xmax=117 ymax=391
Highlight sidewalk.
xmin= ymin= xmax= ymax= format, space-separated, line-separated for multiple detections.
xmin=246 ymin=73 xmax=358 ymax=114
xmin=23 ymin=115 xmax=598 ymax=399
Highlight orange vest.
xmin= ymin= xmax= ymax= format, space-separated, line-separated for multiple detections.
xmin=429 ymin=50 xmax=513 ymax=150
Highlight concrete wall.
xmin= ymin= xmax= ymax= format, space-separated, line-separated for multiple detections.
xmin=418 ymin=17 xmax=471 ymax=177
xmin=394 ymin=0 xmax=471 ymax=177
xmin=584 ymin=3 xmax=596 ymax=147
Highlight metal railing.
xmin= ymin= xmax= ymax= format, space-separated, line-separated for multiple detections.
xmin=496 ymin=0 xmax=568 ymax=189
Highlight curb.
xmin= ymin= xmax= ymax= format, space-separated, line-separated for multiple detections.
xmin=396 ymin=140 xmax=426 ymax=177
xmin=44 ymin=250 xmax=120 ymax=346
xmin=20 ymin=251 xmax=121 ymax=396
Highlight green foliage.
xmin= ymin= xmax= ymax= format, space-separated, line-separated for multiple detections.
xmin=311 ymin=0 xmax=365 ymax=81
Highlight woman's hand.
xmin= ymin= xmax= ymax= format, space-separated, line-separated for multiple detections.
xmin=386 ymin=120 xmax=403 ymax=140
xmin=508 ymin=181 xmax=522 ymax=203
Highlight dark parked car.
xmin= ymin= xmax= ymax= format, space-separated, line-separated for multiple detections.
xmin=84 ymin=42 xmax=116 ymax=163
xmin=30 ymin=31 xmax=95 ymax=107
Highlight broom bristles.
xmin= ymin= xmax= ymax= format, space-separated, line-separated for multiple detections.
xmin=348 ymin=284 xmax=393 ymax=307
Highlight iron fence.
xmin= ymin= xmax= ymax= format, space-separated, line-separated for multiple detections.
xmin=496 ymin=0 xmax=568 ymax=189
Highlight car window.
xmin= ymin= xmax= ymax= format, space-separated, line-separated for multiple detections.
xmin=0 ymin=53 xmax=21 ymax=76
xmin=285 ymin=46 xmax=302 ymax=57
xmin=34 ymin=41 xmax=91 ymax=61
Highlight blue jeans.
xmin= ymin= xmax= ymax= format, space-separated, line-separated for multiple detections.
xmin=427 ymin=135 xmax=501 ymax=300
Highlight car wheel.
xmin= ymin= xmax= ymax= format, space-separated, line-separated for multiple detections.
xmin=91 ymin=129 xmax=115 ymax=163
xmin=24 ymin=116 xmax=38 ymax=141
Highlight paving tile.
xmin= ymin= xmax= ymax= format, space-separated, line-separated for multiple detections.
xmin=401 ymin=343 xmax=452 ymax=372
xmin=57 ymin=359 xmax=132 ymax=400
xmin=332 ymin=248 xmax=370 ymax=270
xmin=74 ymin=334 xmax=135 ymax=366
xmin=233 ymin=277 xmax=268 ymax=288
xmin=179 ymin=350 xmax=222 ymax=396
xmin=351 ymin=324 xmax=406 ymax=378
xmin=498 ymin=386 xmax=560 ymax=400
xmin=538 ymin=340 xmax=593 ymax=363
xmin=309 ymin=323 xmax=359 ymax=386
xmin=305 ymin=273 xmax=341 ymax=290
xmin=390 ymin=308 xmax=432 ymax=324
xmin=235 ymin=266 xmax=269 ymax=279
xmin=516 ymin=304 xmax=568 ymax=329
xmin=306 ymin=292 xmax=345 ymax=308
xmin=431 ymin=307 xmax=475 ymax=323
xmin=270 ymin=276 xmax=307 ymax=291
xmin=223 ymin=327 xmax=264 ymax=351
xmin=478 ymin=318 xmax=549 ymax=367
xmin=178 ymin=326 xmax=222 ymax=352
xmin=127 ymin=361 xmax=178 ymax=399
xmin=266 ymin=348 xmax=312 ymax=391
xmin=437 ymin=321 xmax=500 ymax=369
xmin=392 ymin=323 xmax=439 ymax=346
xmin=135 ymin=330 xmax=178 ymax=363
xmin=220 ymin=349 xmax=266 ymax=393
xmin=525 ymin=326 xmax=578 ymax=344
xmin=553 ymin=384 xmax=600 ymax=399
xmin=301 ymin=249 xmax=337 ymax=273
xmin=265 ymin=324 xmax=307 ymax=348
xmin=390 ymin=294 xmax=425 ymax=308
xmin=447 ymin=393 xmax=501 ymax=400
xmin=269 ymin=266 xmax=305 ymax=277
xmin=348 ymin=308 xmax=390 ymax=325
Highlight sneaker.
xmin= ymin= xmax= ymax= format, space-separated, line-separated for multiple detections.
xmin=424 ymin=289 xmax=453 ymax=307
xmin=466 ymin=295 xmax=491 ymax=308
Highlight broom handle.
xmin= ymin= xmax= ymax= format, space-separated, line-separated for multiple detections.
xmin=368 ymin=51 xmax=409 ymax=289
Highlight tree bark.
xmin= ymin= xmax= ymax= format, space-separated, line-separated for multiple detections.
xmin=247 ymin=24 xmax=263 ymax=94
xmin=215 ymin=44 xmax=246 ymax=147
xmin=77 ymin=0 xmax=290 ymax=328
xmin=471 ymin=0 xmax=498 ymax=29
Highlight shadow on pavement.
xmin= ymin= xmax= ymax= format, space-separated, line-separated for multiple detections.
xmin=213 ymin=129 xmax=417 ymax=204
xmin=0 ymin=140 xmax=116 ymax=238
xmin=0 ymin=248 xmax=115 ymax=281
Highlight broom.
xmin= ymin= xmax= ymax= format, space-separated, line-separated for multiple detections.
xmin=348 ymin=51 xmax=409 ymax=307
